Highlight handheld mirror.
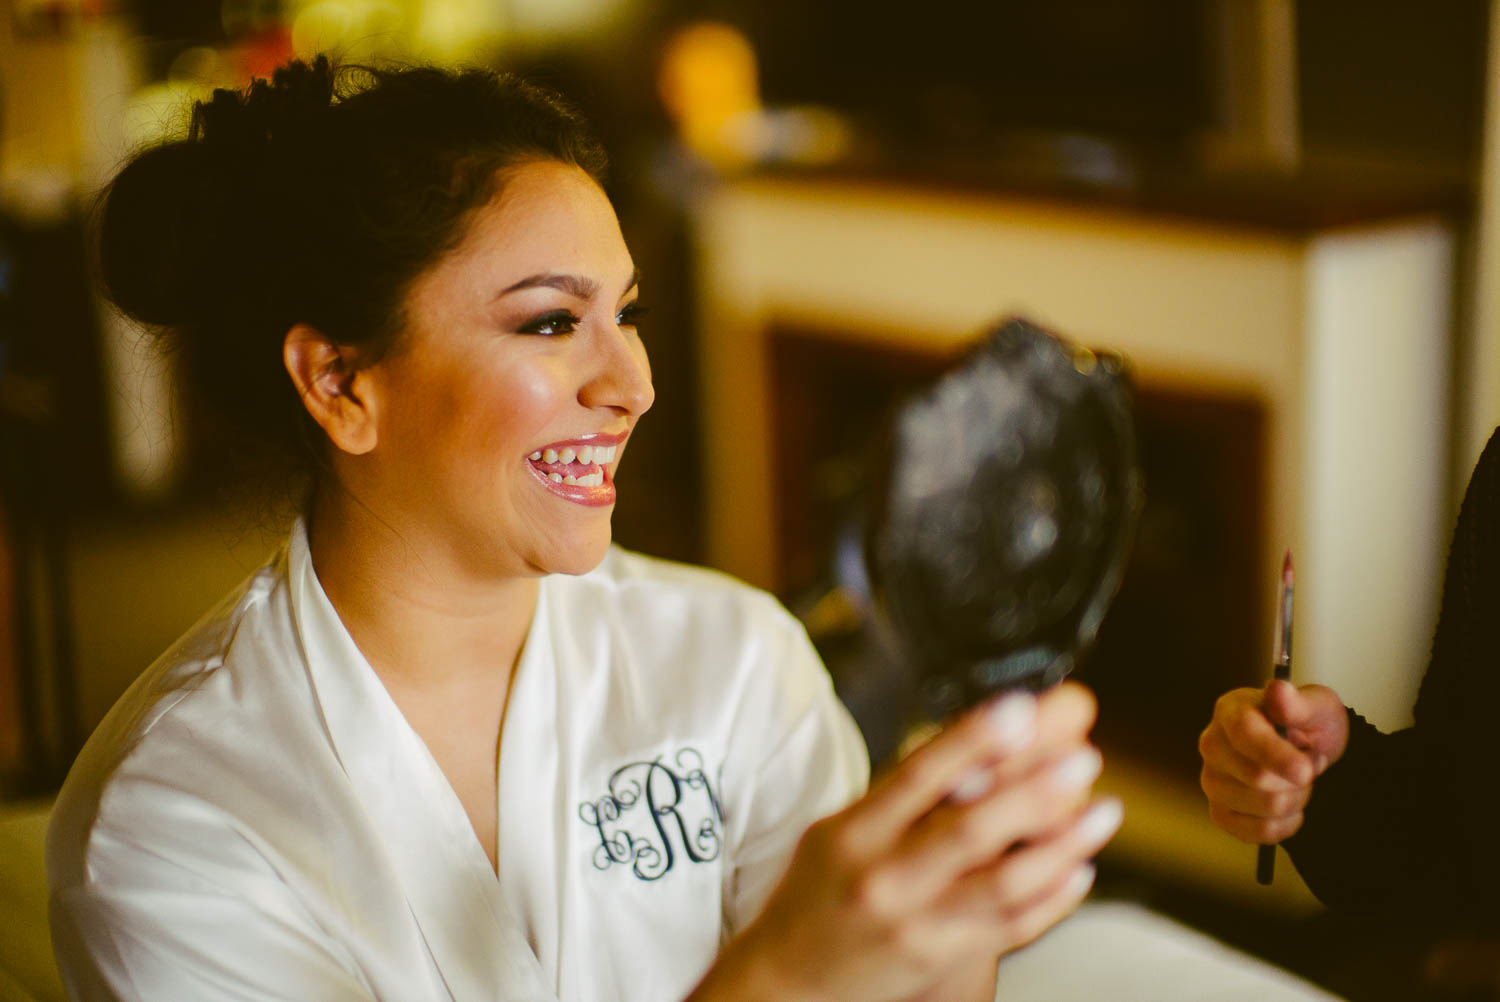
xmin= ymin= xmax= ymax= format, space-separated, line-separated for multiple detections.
xmin=866 ymin=316 xmax=1143 ymax=722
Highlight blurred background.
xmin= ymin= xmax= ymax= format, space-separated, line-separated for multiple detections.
xmin=0 ymin=1 xmax=1495 ymax=998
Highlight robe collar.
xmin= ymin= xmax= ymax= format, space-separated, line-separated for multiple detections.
xmin=286 ymin=519 xmax=557 ymax=1001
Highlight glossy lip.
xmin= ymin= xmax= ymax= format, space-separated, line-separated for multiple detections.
xmin=525 ymin=431 xmax=629 ymax=508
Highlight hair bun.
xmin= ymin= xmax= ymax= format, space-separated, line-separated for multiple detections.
xmin=195 ymin=54 xmax=336 ymax=156
xmin=99 ymin=57 xmax=339 ymax=327
xmin=98 ymin=140 xmax=225 ymax=326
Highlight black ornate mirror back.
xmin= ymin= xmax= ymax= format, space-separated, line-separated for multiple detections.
xmin=865 ymin=317 xmax=1144 ymax=721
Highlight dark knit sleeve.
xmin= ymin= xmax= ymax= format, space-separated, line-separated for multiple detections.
xmin=1282 ymin=427 xmax=1500 ymax=929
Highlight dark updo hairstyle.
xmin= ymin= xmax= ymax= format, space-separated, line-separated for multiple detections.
xmin=97 ymin=55 xmax=607 ymax=495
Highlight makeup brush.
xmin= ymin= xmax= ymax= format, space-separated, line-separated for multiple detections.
xmin=1257 ymin=549 xmax=1294 ymax=886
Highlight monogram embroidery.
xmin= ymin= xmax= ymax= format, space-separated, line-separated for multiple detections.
xmin=578 ymin=747 xmax=725 ymax=881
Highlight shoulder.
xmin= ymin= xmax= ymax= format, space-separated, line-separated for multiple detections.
xmin=47 ymin=548 xmax=306 ymax=890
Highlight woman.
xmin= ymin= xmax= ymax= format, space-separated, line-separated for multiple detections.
xmin=1199 ymin=428 xmax=1500 ymax=988
xmin=46 ymin=57 xmax=1121 ymax=1001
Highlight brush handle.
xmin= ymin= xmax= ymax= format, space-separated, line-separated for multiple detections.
xmin=1255 ymin=663 xmax=1293 ymax=885
xmin=1256 ymin=844 xmax=1276 ymax=884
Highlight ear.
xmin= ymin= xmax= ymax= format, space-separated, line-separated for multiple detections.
xmin=283 ymin=324 xmax=379 ymax=456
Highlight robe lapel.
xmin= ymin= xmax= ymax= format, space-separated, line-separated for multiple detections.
xmin=286 ymin=523 xmax=557 ymax=1002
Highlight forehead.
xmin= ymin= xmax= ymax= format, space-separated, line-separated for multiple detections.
xmin=445 ymin=160 xmax=628 ymax=278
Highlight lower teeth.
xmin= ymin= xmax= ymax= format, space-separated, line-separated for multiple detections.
xmin=540 ymin=467 xmax=604 ymax=488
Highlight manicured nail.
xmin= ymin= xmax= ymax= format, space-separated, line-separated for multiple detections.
xmin=1065 ymin=862 xmax=1097 ymax=900
xmin=950 ymin=768 xmax=994 ymax=804
xmin=1051 ymin=747 xmax=1103 ymax=791
xmin=1075 ymin=797 xmax=1125 ymax=845
xmin=986 ymin=691 xmax=1037 ymax=753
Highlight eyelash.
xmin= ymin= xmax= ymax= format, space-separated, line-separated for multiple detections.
xmin=617 ymin=302 xmax=650 ymax=329
xmin=516 ymin=303 xmax=650 ymax=337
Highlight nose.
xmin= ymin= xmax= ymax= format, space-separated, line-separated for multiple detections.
xmin=581 ymin=323 xmax=655 ymax=418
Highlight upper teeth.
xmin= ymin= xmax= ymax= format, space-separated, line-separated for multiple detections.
xmin=528 ymin=443 xmax=617 ymax=489
xmin=531 ymin=444 xmax=617 ymax=465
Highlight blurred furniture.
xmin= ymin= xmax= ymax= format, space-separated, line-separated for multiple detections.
xmin=994 ymin=901 xmax=1341 ymax=1001
xmin=0 ymin=798 xmax=63 ymax=1002
xmin=0 ymin=208 xmax=109 ymax=795
xmin=691 ymin=165 xmax=1460 ymax=912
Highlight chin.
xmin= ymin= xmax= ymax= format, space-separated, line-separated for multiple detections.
xmin=537 ymin=534 xmax=613 ymax=577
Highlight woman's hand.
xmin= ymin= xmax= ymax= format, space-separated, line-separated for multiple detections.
xmin=1198 ymin=680 xmax=1349 ymax=845
xmin=692 ymin=682 xmax=1121 ymax=1002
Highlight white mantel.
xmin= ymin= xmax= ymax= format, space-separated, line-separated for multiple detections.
xmin=693 ymin=176 xmax=1454 ymax=733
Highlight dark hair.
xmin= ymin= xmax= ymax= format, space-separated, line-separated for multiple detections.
xmin=97 ymin=55 xmax=607 ymax=489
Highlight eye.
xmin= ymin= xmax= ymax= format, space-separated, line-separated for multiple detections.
xmin=517 ymin=309 xmax=580 ymax=336
xmin=616 ymin=302 xmax=650 ymax=329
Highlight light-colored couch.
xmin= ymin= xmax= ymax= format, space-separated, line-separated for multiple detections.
xmin=0 ymin=800 xmax=63 ymax=1002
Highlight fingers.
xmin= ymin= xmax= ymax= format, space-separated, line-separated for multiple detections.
xmin=945 ymin=683 xmax=1099 ymax=804
xmin=1262 ymin=679 xmax=1342 ymax=732
xmin=939 ymin=796 xmax=1124 ymax=916
xmin=974 ymin=849 xmax=1100 ymax=956
xmin=1207 ymin=802 xmax=1305 ymax=844
xmin=850 ymin=683 xmax=1096 ymax=851
xmin=848 ymin=692 xmax=1038 ymax=850
xmin=1197 ymin=722 xmax=1302 ymax=793
xmin=1008 ymin=865 xmax=1096 ymax=949
xmin=1204 ymin=687 xmax=1314 ymax=787
xmin=1198 ymin=686 xmax=1320 ymax=844
xmin=990 ymin=683 xmax=1097 ymax=783
xmin=1260 ymin=679 xmax=1308 ymax=728
xmin=895 ymin=744 xmax=1103 ymax=892
xmin=1264 ymin=682 xmax=1352 ymax=771
xmin=1199 ymin=763 xmax=1310 ymax=820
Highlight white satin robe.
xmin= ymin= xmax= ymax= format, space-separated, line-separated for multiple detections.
xmin=46 ymin=522 xmax=869 ymax=1001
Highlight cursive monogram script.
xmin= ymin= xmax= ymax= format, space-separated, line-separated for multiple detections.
xmin=578 ymin=747 xmax=725 ymax=881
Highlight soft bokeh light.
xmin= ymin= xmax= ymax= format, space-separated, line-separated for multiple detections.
xmin=289 ymin=0 xmax=408 ymax=61
xmin=657 ymin=21 xmax=761 ymax=168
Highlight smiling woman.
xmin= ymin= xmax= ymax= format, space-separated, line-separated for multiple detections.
xmin=289 ymin=158 xmax=653 ymax=589
xmin=44 ymin=57 xmax=1119 ymax=1002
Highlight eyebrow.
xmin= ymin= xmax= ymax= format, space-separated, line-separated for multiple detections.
xmin=499 ymin=267 xmax=641 ymax=301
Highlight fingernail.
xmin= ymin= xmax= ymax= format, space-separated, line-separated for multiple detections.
xmin=950 ymin=768 xmax=994 ymax=803
xmin=986 ymin=691 xmax=1037 ymax=753
xmin=1076 ymin=797 xmax=1124 ymax=845
xmin=1051 ymin=747 xmax=1103 ymax=791
xmin=1065 ymin=862 xmax=1097 ymax=899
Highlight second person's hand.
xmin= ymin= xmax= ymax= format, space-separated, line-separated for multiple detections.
xmin=1198 ymin=680 xmax=1349 ymax=844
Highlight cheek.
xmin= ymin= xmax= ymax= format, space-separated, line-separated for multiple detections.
xmin=454 ymin=364 xmax=570 ymax=458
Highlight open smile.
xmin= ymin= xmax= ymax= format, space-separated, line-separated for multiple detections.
xmin=526 ymin=435 xmax=625 ymax=507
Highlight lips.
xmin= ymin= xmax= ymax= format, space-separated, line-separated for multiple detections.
xmin=526 ymin=434 xmax=625 ymax=507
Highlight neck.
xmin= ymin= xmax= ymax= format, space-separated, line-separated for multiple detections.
xmin=305 ymin=486 xmax=540 ymax=692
